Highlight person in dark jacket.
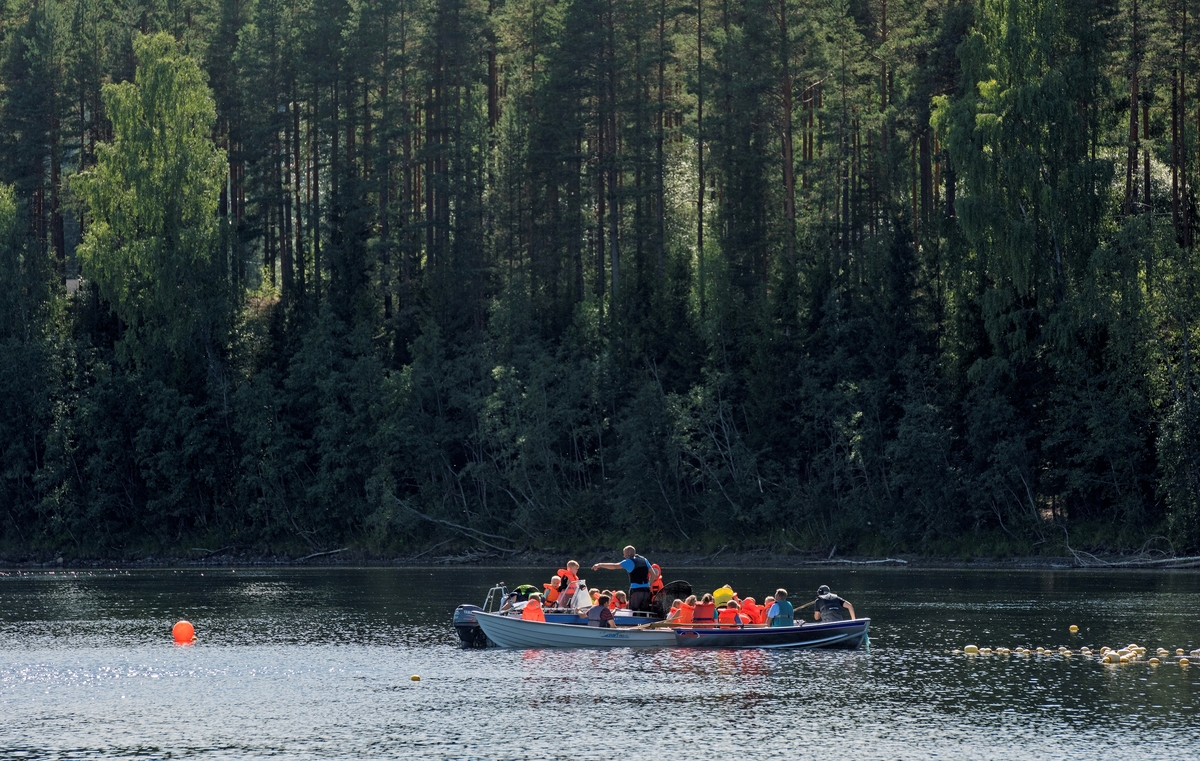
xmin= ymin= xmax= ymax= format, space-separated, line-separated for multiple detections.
xmin=592 ymin=546 xmax=660 ymax=612
xmin=813 ymin=585 xmax=857 ymax=622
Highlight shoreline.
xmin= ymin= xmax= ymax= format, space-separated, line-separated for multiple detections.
xmin=3 ymin=548 xmax=1197 ymax=571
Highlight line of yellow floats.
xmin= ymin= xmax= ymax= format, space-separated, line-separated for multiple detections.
xmin=953 ymin=631 xmax=1198 ymax=667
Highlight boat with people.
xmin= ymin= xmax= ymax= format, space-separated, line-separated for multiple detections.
xmin=453 ymin=551 xmax=870 ymax=651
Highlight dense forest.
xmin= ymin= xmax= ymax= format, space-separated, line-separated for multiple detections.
xmin=1 ymin=0 xmax=1198 ymax=560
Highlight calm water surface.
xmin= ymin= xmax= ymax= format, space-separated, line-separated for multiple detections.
xmin=2 ymin=566 xmax=1199 ymax=760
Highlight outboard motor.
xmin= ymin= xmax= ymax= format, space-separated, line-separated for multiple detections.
xmin=453 ymin=582 xmax=508 ymax=648
xmin=454 ymin=604 xmax=490 ymax=648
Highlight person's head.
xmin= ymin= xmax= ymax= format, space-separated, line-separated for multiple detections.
xmin=550 ymin=575 xmax=561 ymax=588
xmin=670 ymin=599 xmax=682 ymax=610
xmin=775 ymin=588 xmax=788 ymax=600
xmin=622 ymin=545 xmax=636 ymax=559
xmin=567 ymin=560 xmax=580 ymax=571
xmin=685 ymin=595 xmax=697 ymax=605
xmin=743 ymin=597 xmax=756 ymax=605
xmin=614 ymin=590 xmax=627 ymax=602
xmin=764 ymin=596 xmax=775 ymax=607
xmin=816 ymin=585 xmax=831 ymax=596
xmin=530 ymin=593 xmax=542 ymax=603
xmin=597 ymin=594 xmax=612 ymax=606
xmin=590 ymin=589 xmax=599 ymax=600
xmin=701 ymin=593 xmax=714 ymax=604
xmin=727 ymin=600 xmax=740 ymax=609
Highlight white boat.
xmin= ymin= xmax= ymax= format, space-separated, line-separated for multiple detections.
xmin=473 ymin=611 xmax=677 ymax=648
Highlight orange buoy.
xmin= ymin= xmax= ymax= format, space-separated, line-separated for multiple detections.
xmin=172 ymin=620 xmax=195 ymax=644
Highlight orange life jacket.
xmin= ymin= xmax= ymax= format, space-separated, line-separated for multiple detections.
xmin=677 ymin=603 xmax=695 ymax=625
xmin=718 ymin=607 xmax=743 ymax=626
xmin=521 ymin=603 xmax=546 ymax=622
xmin=740 ymin=601 xmax=759 ymax=624
xmin=650 ymin=564 xmax=664 ymax=594
xmin=559 ymin=568 xmax=580 ymax=597
xmin=692 ymin=601 xmax=716 ymax=623
xmin=543 ymin=584 xmax=561 ymax=605
xmin=613 ymin=600 xmax=628 ymax=610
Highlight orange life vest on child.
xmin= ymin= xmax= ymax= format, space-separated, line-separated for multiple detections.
xmin=650 ymin=564 xmax=664 ymax=594
xmin=740 ymin=600 xmax=759 ymax=624
xmin=692 ymin=601 xmax=716 ymax=624
xmin=677 ymin=603 xmax=695 ymax=624
xmin=718 ymin=607 xmax=743 ymax=626
xmin=543 ymin=584 xmax=561 ymax=605
xmin=559 ymin=568 xmax=580 ymax=597
xmin=522 ymin=603 xmax=546 ymax=622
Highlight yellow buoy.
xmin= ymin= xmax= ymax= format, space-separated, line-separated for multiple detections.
xmin=1036 ymin=646 xmax=1045 ymax=653
xmin=1119 ymin=655 xmax=1130 ymax=664
xmin=1177 ymin=649 xmax=1186 ymax=656
xmin=980 ymin=648 xmax=993 ymax=654
xmin=411 ymin=675 xmax=421 ymax=681
xmin=1062 ymin=650 xmax=1072 ymax=656
xmin=1100 ymin=646 xmax=1111 ymax=654
xmin=1157 ymin=648 xmax=1169 ymax=656
xmin=1181 ymin=658 xmax=1190 ymax=667
xmin=1191 ymin=649 xmax=1200 ymax=657
xmin=1069 ymin=624 xmax=1079 ymax=633
xmin=1150 ymin=658 xmax=1160 ymax=665
xmin=964 ymin=644 xmax=979 ymax=655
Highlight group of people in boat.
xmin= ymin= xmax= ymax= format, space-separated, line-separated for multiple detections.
xmin=510 ymin=544 xmax=857 ymax=630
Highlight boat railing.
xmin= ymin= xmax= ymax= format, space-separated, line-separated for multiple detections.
xmin=482 ymin=583 xmax=508 ymax=613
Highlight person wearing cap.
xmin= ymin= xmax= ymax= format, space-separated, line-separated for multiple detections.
xmin=592 ymin=545 xmax=660 ymax=612
xmin=766 ymin=588 xmax=795 ymax=627
xmin=813 ymin=584 xmax=856 ymax=622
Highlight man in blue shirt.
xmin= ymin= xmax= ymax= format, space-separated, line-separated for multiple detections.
xmin=592 ymin=545 xmax=660 ymax=612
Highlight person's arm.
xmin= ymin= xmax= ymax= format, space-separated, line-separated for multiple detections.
xmin=813 ymin=608 xmax=821 ymax=621
xmin=591 ymin=562 xmax=623 ymax=571
xmin=648 ymin=566 xmax=661 ymax=585
xmin=845 ymin=602 xmax=856 ymax=620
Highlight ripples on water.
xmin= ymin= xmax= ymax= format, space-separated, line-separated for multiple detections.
xmin=1 ymin=567 xmax=1197 ymax=760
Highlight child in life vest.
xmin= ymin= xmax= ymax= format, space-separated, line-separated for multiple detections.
xmin=761 ymin=596 xmax=775 ymax=625
xmin=692 ymin=594 xmax=717 ymax=626
xmin=739 ymin=597 xmax=760 ymax=625
xmin=611 ymin=590 xmax=629 ymax=610
xmin=676 ymin=595 xmax=697 ymax=624
xmin=521 ymin=593 xmax=546 ymax=622
xmin=543 ymin=575 xmax=562 ymax=607
xmin=717 ymin=600 xmax=745 ymax=626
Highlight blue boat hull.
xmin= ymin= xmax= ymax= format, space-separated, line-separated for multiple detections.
xmin=673 ymin=618 xmax=870 ymax=650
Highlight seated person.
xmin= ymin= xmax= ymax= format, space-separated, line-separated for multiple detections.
xmin=611 ymin=590 xmax=629 ymax=610
xmin=739 ymin=597 xmax=761 ymax=625
xmin=561 ymin=561 xmax=581 ymax=598
xmin=677 ymin=595 xmax=697 ymax=624
xmin=663 ymin=599 xmax=683 ymax=621
xmin=717 ymin=600 xmax=745 ymax=626
xmin=587 ymin=594 xmax=616 ymax=628
xmin=521 ymin=593 xmax=546 ymax=622
xmin=543 ymin=575 xmax=562 ymax=607
xmin=692 ymin=594 xmax=717 ymax=626
xmin=813 ymin=585 xmax=856 ymax=622
xmin=766 ymin=588 xmax=795 ymax=627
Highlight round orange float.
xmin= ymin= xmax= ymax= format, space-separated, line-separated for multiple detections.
xmin=172 ymin=620 xmax=195 ymax=644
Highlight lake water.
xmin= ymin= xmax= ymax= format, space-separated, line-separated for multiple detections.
xmin=1 ymin=566 xmax=1198 ymax=760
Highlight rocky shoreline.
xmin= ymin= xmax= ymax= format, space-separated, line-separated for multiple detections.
xmin=3 ymin=546 xmax=1197 ymax=571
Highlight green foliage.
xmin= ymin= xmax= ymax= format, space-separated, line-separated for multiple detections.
xmin=2 ymin=0 xmax=1199 ymax=559
xmin=73 ymin=32 xmax=227 ymax=374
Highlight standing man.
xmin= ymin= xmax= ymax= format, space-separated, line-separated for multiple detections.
xmin=592 ymin=546 xmax=660 ymax=612
xmin=813 ymin=584 xmax=856 ymax=622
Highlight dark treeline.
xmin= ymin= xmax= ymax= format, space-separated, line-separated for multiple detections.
xmin=1 ymin=0 xmax=1198 ymax=560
